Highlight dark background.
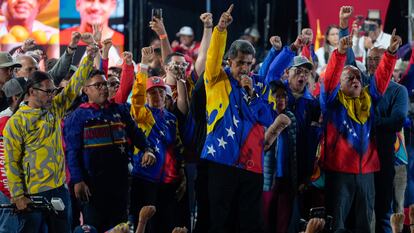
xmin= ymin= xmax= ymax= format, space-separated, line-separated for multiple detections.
xmin=125 ymin=0 xmax=410 ymax=59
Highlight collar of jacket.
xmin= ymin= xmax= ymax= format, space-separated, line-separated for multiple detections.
xmin=79 ymin=101 xmax=111 ymax=110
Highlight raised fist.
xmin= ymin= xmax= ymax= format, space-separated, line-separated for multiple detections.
xmin=269 ymin=36 xmax=282 ymax=50
xmin=200 ymin=13 xmax=213 ymax=28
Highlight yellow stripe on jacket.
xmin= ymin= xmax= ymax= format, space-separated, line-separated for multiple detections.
xmin=130 ymin=71 xmax=156 ymax=137
xmin=204 ymin=27 xmax=231 ymax=134
xmin=3 ymin=56 xmax=93 ymax=198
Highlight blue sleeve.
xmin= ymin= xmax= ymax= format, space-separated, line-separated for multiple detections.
xmin=64 ymin=110 xmax=85 ymax=184
xmin=249 ymin=96 xmax=274 ymax=127
xmin=265 ymin=46 xmax=296 ymax=85
xmin=119 ymin=104 xmax=150 ymax=151
xmin=400 ymin=65 xmax=414 ymax=97
xmin=339 ymin=28 xmax=357 ymax=67
xmin=259 ymin=48 xmax=280 ymax=77
xmin=375 ymin=86 xmax=409 ymax=132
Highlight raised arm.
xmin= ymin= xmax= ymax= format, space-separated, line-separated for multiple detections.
xmin=265 ymin=35 xmax=304 ymax=85
xmin=323 ymin=35 xmax=350 ymax=93
xmin=374 ymin=29 xmax=401 ymax=95
xmin=52 ymin=44 xmax=97 ymax=118
xmin=194 ymin=13 xmax=213 ymax=76
xmin=100 ymin=37 xmax=112 ymax=76
xmin=113 ymin=52 xmax=135 ymax=104
xmin=258 ymin=36 xmax=282 ymax=77
xmin=130 ymin=47 xmax=153 ymax=122
xmin=338 ymin=6 xmax=360 ymax=67
xmin=150 ymin=17 xmax=173 ymax=63
xmin=48 ymin=32 xmax=79 ymax=85
xmin=205 ymin=5 xmax=233 ymax=84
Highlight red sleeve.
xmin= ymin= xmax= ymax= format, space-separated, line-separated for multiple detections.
xmin=102 ymin=58 xmax=109 ymax=77
xmin=113 ymin=62 xmax=134 ymax=104
xmin=301 ymin=44 xmax=311 ymax=60
xmin=374 ymin=52 xmax=397 ymax=95
xmin=323 ymin=50 xmax=347 ymax=92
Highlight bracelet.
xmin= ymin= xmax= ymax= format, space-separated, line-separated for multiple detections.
xmin=159 ymin=34 xmax=168 ymax=40
xmin=67 ymin=46 xmax=77 ymax=50
xmin=204 ymin=24 xmax=214 ymax=29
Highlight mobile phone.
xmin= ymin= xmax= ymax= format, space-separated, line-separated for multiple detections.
xmin=152 ymin=8 xmax=162 ymax=20
xmin=309 ymin=207 xmax=325 ymax=218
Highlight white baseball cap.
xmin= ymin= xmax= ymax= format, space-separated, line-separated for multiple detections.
xmin=176 ymin=26 xmax=194 ymax=37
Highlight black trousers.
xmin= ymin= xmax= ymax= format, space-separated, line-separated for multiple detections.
xmin=375 ymin=150 xmax=395 ymax=233
xmin=325 ymin=171 xmax=375 ymax=233
xmin=208 ymin=162 xmax=264 ymax=233
xmin=194 ymin=161 xmax=210 ymax=233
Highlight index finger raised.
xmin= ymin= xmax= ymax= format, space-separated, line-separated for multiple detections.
xmin=226 ymin=4 xmax=234 ymax=14
xmin=392 ymin=28 xmax=396 ymax=37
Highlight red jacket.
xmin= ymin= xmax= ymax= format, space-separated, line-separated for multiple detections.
xmin=320 ymin=50 xmax=397 ymax=174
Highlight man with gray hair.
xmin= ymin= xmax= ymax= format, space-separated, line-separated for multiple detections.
xmin=0 ymin=52 xmax=21 ymax=111
xmin=201 ymin=5 xmax=273 ymax=232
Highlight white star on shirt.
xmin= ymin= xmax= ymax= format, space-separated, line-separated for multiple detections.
xmin=119 ymin=144 xmax=126 ymax=154
xmin=113 ymin=113 xmax=121 ymax=118
xmin=226 ymin=126 xmax=235 ymax=139
xmin=156 ymin=138 xmax=160 ymax=144
xmin=207 ymin=144 xmax=216 ymax=156
xmin=155 ymin=145 xmax=160 ymax=153
xmin=243 ymin=93 xmax=249 ymax=102
xmin=352 ymin=132 xmax=357 ymax=137
xmin=217 ymin=137 xmax=227 ymax=149
xmin=160 ymin=130 xmax=165 ymax=136
xmin=233 ymin=115 xmax=240 ymax=128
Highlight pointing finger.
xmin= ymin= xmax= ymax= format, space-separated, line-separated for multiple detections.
xmin=227 ymin=4 xmax=234 ymax=14
xmin=392 ymin=28 xmax=396 ymax=37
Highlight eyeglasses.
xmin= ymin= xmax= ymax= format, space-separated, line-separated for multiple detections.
xmin=108 ymin=81 xmax=120 ymax=88
xmin=292 ymin=67 xmax=311 ymax=76
xmin=86 ymin=81 xmax=108 ymax=89
xmin=32 ymin=87 xmax=61 ymax=96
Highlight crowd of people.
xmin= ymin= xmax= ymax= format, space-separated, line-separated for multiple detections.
xmin=0 ymin=3 xmax=413 ymax=233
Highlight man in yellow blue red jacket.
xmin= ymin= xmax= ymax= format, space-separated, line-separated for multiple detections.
xmin=201 ymin=5 xmax=273 ymax=232
xmin=320 ymin=28 xmax=401 ymax=231
xmin=2 ymin=42 xmax=98 ymax=232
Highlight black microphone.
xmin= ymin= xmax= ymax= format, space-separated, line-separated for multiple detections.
xmin=240 ymin=74 xmax=252 ymax=93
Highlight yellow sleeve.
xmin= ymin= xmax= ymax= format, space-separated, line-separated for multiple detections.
xmin=130 ymin=71 xmax=152 ymax=126
xmin=204 ymin=27 xmax=227 ymax=86
xmin=52 ymin=56 xmax=94 ymax=118
xmin=3 ymin=116 xmax=25 ymax=198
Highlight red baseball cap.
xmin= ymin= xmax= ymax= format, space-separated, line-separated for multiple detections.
xmin=146 ymin=76 xmax=166 ymax=91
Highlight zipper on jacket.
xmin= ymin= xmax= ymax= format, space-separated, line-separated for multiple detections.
xmin=353 ymin=101 xmax=363 ymax=174
xmin=26 ymin=162 xmax=30 ymax=184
